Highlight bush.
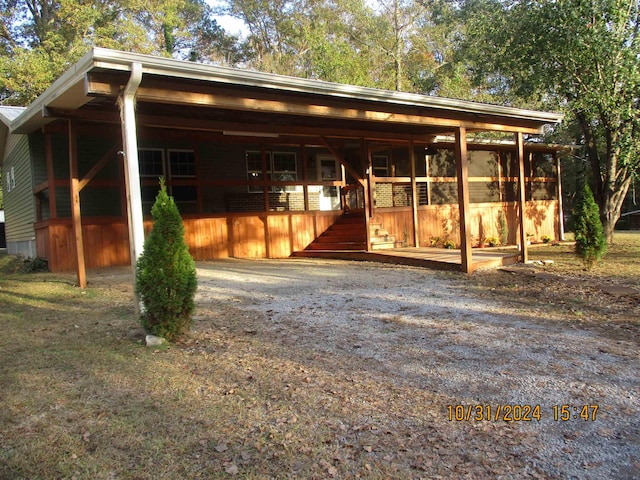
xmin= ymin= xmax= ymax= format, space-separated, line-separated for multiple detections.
xmin=135 ymin=179 xmax=197 ymax=341
xmin=573 ymin=183 xmax=607 ymax=269
xmin=443 ymin=239 xmax=456 ymax=249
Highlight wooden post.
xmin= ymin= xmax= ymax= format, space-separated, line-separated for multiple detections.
xmin=409 ymin=141 xmax=420 ymax=247
xmin=425 ymin=148 xmax=432 ymax=206
xmin=367 ymin=146 xmax=374 ymax=219
xmin=301 ymin=144 xmax=309 ymax=211
xmin=261 ymin=147 xmax=269 ymax=212
xmin=362 ymin=141 xmax=371 ymax=251
xmin=555 ymin=153 xmax=565 ymax=241
xmin=516 ymin=132 xmax=528 ymax=263
xmin=455 ymin=127 xmax=472 ymax=273
xmin=68 ymin=120 xmax=87 ymax=288
xmin=45 ymin=134 xmax=57 ymax=219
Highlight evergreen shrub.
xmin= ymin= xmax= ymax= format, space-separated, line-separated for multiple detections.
xmin=135 ymin=179 xmax=197 ymax=341
xmin=573 ymin=183 xmax=607 ymax=269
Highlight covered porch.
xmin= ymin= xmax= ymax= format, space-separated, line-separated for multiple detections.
xmin=294 ymin=245 xmax=519 ymax=272
xmin=7 ymin=48 xmax=564 ymax=285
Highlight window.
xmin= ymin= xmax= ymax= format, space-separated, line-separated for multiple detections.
xmin=372 ymin=155 xmax=389 ymax=177
xmin=246 ymin=150 xmax=297 ymax=192
xmin=6 ymin=166 xmax=15 ymax=193
xmin=246 ymin=151 xmax=265 ymax=193
xmin=139 ymin=148 xmax=197 ymax=213
xmin=169 ymin=150 xmax=196 ymax=177
xmin=139 ymin=149 xmax=165 ymax=177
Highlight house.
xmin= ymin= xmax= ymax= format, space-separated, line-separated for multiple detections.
xmin=0 ymin=48 xmax=564 ymax=283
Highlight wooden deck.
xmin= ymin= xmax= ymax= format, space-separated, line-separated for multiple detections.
xmin=292 ymin=247 xmax=520 ymax=272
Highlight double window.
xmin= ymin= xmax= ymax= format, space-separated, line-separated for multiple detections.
xmin=247 ymin=151 xmax=297 ymax=192
xmin=139 ymin=148 xmax=197 ymax=213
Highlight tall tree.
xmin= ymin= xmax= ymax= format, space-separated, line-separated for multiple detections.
xmin=462 ymin=0 xmax=640 ymax=241
xmin=0 ymin=0 xmax=241 ymax=104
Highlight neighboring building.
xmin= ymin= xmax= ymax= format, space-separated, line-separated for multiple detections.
xmin=0 ymin=48 xmax=564 ymax=275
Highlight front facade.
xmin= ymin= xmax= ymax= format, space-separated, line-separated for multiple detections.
xmin=0 ymin=48 xmax=564 ymax=276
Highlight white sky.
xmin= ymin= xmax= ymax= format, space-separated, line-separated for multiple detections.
xmin=204 ymin=0 xmax=249 ymax=37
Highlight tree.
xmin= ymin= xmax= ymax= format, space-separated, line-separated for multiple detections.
xmin=0 ymin=0 xmax=241 ymax=104
xmin=135 ymin=179 xmax=197 ymax=341
xmin=461 ymin=0 xmax=640 ymax=242
xmin=574 ymin=182 xmax=607 ymax=269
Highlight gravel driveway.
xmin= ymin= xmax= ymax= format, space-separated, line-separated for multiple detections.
xmin=195 ymin=257 xmax=639 ymax=479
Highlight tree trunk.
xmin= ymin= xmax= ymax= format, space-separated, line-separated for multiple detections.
xmin=599 ymin=174 xmax=632 ymax=244
xmin=577 ymin=111 xmax=633 ymax=244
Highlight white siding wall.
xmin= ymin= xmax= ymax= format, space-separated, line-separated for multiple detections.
xmin=3 ymin=134 xmax=36 ymax=257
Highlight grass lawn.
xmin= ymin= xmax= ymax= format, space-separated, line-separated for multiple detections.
xmin=527 ymin=231 xmax=640 ymax=286
xmin=0 ymin=232 xmax=638 ymax=479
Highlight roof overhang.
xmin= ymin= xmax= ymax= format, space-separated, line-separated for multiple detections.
xmin=9 ymin=47 xmax=564 ymax=139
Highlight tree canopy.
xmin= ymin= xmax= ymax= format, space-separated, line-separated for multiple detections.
xmin=0 ymin=0 xmax=240 ymax=104
xmin=1 ymin=0 xmax=638 ymax=236
xmin=460 ymin=0 xmax=640 ymax=239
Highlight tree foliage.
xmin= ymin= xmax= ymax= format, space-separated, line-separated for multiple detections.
xmin=461 ymin=0 xmax=640 ymax=241
xmin=0 ymin=0 xmax=240 ymax=104
xmin=574 ymin=182 xmax=607 ymax=269
xmin=135 ymin=179 xmax=197 ymax=341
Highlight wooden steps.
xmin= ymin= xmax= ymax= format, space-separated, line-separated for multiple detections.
xmin=304 ymin=213 xmax=366 ymax=251
xmin=298 ymin=213 xmax=398 ymax=253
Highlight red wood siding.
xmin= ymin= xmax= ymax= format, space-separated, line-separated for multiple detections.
xmin=36 ymin=211 xmax=341 ymax=272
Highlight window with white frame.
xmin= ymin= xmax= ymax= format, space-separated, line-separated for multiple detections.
xmin=246 ymin=150 xmax=297 ymax=192
xmin=6 ymin=166 xmax=15 ymax=192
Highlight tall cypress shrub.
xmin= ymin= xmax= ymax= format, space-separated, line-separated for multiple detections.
xmin=574 ymin=183 xmax=607 ymax=269
xmin=136 ymin=178 xmax=197 ymax=341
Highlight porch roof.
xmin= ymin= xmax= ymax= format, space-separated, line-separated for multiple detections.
xmin=8 ymin=47 xmax=563 ymax=141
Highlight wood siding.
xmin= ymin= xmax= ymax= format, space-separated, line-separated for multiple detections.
xmin=415 ymin=200 xmax=559 ymax=247
xmin=36 ymin=211 xmax=341 ymax=272
xmin=3 ymin=135 xmax=36 ymax=244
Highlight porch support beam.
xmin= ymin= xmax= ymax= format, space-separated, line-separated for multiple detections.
xmin=45 ymin=108 xmax=445 ymax=143
xmin=516 ymin=132 xmax=528 ymax=263
xmin=320 ymin=137 xmax=365 ymax=186
xmin=68 ymin=119 xmax=87 ymax=288
xmin=455 ymin=127 xmax=472 ymax=273
xmin=78 ymin=145 xmax=120 ymax=191
xmin=45 ymin=133 xmax=57 ymax=219
xmin=362 ymin=141 xmax=372 ymax=252
xmin=85 ymin=77 xmax=548 ymax=135
xmin=555 ymin=153 xmax=565 ymax=241
xmin=119 ymin=62 xmax=144 ymax=313
xmin=409 ymin=141 xmax=420 ymax=247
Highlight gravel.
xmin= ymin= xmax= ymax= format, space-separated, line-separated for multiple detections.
xmin=195 ymin=257 xmax=640 ymax=479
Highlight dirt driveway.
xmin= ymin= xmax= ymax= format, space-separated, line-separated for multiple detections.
xmin=192 ymin=257 xmax=639 ymax=479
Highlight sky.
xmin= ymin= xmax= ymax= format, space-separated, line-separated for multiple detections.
xmin=204 ymin=0 xmax=249 ymax=37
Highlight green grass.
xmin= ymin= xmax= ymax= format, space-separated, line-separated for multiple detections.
xmin=528 ymin=231 xmax=640 ymax=286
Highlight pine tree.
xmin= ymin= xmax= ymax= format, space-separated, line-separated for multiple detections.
xmin=135 ymin=178 xmax=197 ymax=341
xmin=574 ymin=183 xmax=607 ymax=269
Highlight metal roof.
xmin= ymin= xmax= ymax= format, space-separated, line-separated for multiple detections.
xmin=8 ymin=47 xmax=564 ymax=135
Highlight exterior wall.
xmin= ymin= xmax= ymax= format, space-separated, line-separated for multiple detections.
xmin=3 ymin=134 xmax=36 ymax=257
xmin=414 ymin=201 xmax=559 ymax=247
xmin=37 ymin=211 xmax=341 ymax=272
